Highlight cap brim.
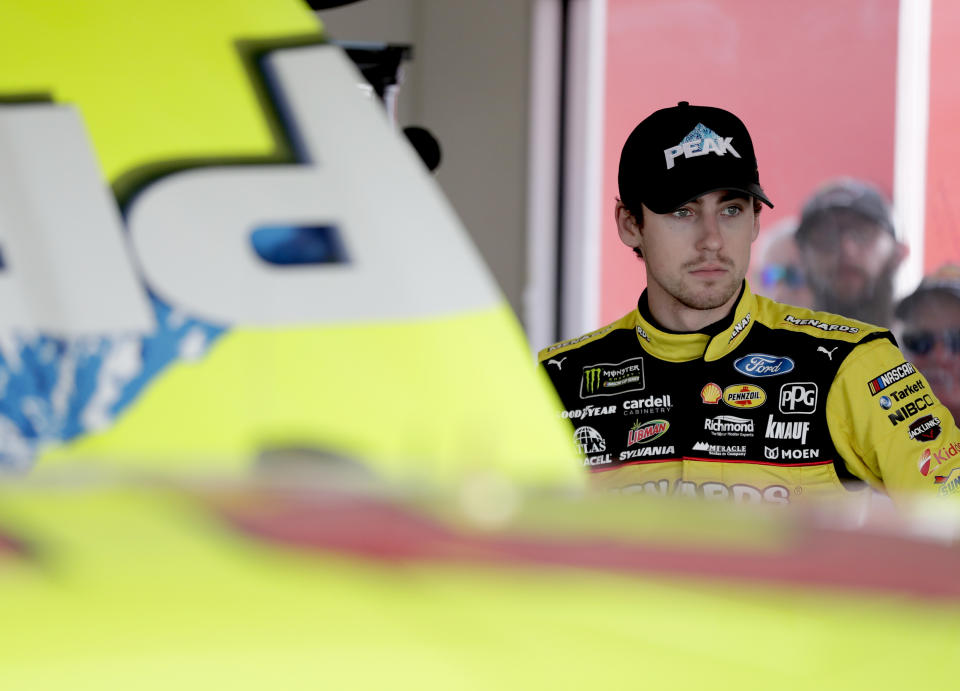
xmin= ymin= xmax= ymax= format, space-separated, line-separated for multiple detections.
xmin=646 ymin=183 xmax=774 ymax=214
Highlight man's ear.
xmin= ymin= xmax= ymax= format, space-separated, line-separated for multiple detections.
xmin=616 ymin=201 xmax=642 ymax=249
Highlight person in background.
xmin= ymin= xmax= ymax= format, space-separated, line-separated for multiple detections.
xmin=896 ymin=265 xmax=960 ymax=423
xmin=750 ymin=217 xmax=813 ymax=308
xmin=795 ymin=178 xmax=907 ymax=327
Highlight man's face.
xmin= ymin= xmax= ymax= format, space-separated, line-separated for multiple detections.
xmin=626 ymin=190 xmax=759 ymax=312
xmin=900 ymin=294 xmax=960 ymax=422
xmin=797 ymin=210 xmax=901 ymax=308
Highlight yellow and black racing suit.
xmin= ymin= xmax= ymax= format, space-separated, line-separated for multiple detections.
xmin=538 ymin=282 xmax=960 ymax=504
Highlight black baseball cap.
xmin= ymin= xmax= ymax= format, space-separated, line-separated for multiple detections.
xmin=618 ymin=101 xmax=773 ymax=215
xmin=795 ymin=178 xmax=895 ymax=241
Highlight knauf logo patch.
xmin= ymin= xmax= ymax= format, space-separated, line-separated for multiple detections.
xmin=663 ymin=123 xmax=740 ymax=170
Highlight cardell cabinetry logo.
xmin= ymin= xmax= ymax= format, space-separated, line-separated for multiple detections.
xmin=580 ymin=357 xmax=645 ymax=399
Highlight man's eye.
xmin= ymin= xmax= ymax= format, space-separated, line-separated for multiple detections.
xmin=722 ymin=205 xmax=743 ymax=216
xmin=673 ymin=208 xmax=692 ymax=218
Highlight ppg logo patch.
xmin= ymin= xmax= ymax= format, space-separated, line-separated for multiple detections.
xmin=779 ymin=383 xmax=818 ymax=414
xmin=580 ymin=357 xmax=645 ymax=399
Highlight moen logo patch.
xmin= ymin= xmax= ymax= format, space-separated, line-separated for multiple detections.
xmin=867 ymin=362 xmax=917 ymax=395
xmin=733 ymin=354 xmax=794 ymax=378
xmin=627 ymin=419 xmax=669 ymax=446
xmin=722 ymin=384 xmax=766 ymax=409
xmin=663 ymin=123 xmax=740 ymax=170
xmin=580 ymin=357 xmax=645 ymax=399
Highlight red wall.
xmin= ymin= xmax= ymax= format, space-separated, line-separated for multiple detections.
xmin=600 ymin=0 xmax=899 ymax=324
xmin=925 ymin=0 xmax=960 ymax=272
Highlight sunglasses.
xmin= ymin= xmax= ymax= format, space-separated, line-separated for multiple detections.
xmin=761 ymin=264 xmax=806 ymax=289
xmin=902 ymin=328 xmax=960 ymax=356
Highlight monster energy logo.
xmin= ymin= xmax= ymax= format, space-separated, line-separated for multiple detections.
xmin=584 ymin=368 xmax=602 ymax=393
xmin=579 ymin=357 xmax=645 ymax=399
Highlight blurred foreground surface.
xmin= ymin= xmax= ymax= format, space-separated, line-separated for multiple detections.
xmin=0 ymin=466 xmax=957 ymax=690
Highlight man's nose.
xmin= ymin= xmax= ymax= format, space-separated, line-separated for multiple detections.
xmin=697 ymin=214 xmax=723 ymax=251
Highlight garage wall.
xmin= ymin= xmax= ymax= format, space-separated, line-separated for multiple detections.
xmin=316 ymin=0 xmax=535 ymax=321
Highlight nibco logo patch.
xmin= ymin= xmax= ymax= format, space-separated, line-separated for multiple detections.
xmin=779 ymin=382 xmax=817 ymax=414
xmin=733 ymin=354 xmax=795 ymax=377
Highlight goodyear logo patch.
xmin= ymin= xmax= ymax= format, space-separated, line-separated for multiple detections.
xmin=580 ymin=357 xmax=645 ymax=399
xmin=722 ymin=384 xmax=766 ymax=409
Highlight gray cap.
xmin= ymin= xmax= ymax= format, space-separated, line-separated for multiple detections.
xmin=796 ymin=178 xmax=894 ymax=241
xmin=895 ymin=265 xmax=960 ymax=319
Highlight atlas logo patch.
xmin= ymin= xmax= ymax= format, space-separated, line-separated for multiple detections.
xmin=784 ymin=315 xmax=860 ymax=334
xmin=867 ymin=362 xmax=917 ymax=396
xmin=763 ymin=446 xmax=820 ymax=461
xmin=663 ymin=123 xmax=740 ymax=170
xmin=908 ymin=415 xmax=941 ymax=442
xmin=574 ymin=426 xmax=606 ymax=455
xmin=580 ymin=357 xmax=645 ymax=399
xmin=765 ymin=415 xmax=810 ymax=444
xmin=733 ymin=354 xmax=794 ymax=378
xmin=778 ymin=382 xmax=817 ymax=414
xmin=722 ymin=384 xmax=766 ymax=409
xmin=627 ymin=419 xmax=669 ymax=446
xmin=887 ymin=393 xmax=935 ymax=426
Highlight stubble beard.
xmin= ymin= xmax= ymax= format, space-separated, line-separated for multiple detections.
xmin=809 ymin=257 xmax=898 ymax=326
xmin=653 ymin=259 xmax=742 ymax=312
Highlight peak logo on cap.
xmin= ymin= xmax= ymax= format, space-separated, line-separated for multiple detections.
xmin=663 ymin=124 xmax=741 ymax=170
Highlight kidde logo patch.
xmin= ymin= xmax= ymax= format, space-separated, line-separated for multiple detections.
xmin=627 ymin=419 xmax=669 ymax=446
xmin=908 ymin=415 xmax=941 ymax=442
xmin=580 ymin=357 xmax=645 ymax=399
xmin=919 ymin=441 xmax=960 ymax=476
xmin=722 ymin=384 xmax=766 ymax=409
xmin=663 ymin=123 xmax=740 ymax=170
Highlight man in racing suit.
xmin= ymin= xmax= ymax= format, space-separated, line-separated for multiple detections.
xmin=539 ymin=102 xmax=960 ymax=503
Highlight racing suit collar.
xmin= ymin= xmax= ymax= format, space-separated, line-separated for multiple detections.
xmin=633 ymin=281 xmax=757 ymax=362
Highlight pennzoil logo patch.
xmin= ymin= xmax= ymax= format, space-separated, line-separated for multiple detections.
xmin=722 ymin=384 xmax=766 ymax=409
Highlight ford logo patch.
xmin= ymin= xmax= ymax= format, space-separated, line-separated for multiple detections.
xmin=733 ymin=354 xmax=795 ymax=377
